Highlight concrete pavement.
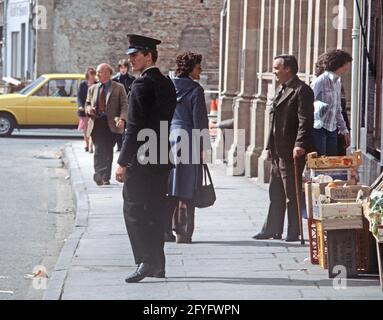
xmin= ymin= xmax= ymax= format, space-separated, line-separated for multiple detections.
xmin=44 ymin=141 xmax=383 ymax=300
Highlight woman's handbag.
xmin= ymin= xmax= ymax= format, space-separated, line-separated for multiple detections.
xmin=194 ymin=164 xmax=216 ymax=208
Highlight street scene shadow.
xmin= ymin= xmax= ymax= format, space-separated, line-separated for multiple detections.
xmin=157 ymin=276 xmax=381 ymax=288
xmin=7 ymin=135 xmax=81 ymax=140
xmin=192 ymin=240 xmax=309 ymax=248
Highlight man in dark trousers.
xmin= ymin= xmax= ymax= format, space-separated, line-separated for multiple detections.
xmin=86 ymin=63 xmax=128 ymax=185
xmin=253 ymin=55 xmax=314 ymax=242
xmin=112 ymin=59 xmax=136 ymax=151
xmin=115 ymin=34 xmax=177 ymax=283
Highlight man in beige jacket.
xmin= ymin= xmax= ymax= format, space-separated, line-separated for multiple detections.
xmin=86 ymin=63 xmax=128 ymax=185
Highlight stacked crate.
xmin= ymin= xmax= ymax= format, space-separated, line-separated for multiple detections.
xmin=305 ymin=151 xmax=371 ymax=278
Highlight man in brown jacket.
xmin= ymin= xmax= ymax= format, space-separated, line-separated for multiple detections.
xmin=253 ymin=55 xmax=314 ymax=242
xmin=86 ymin=63 xmax=128 ymax=185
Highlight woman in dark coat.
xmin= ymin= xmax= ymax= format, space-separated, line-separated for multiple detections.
xmin=77 ymin=67 xmax=97 ymax=153
xmin=167 ymin=52 xmax=210 ymax=243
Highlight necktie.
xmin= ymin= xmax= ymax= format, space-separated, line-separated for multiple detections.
xmin=274 ymin=84 xmax=286 ymax=105
xmin=99 ymin=85 xmax=105 ymax=113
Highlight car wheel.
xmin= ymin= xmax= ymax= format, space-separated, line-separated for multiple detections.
xmin=0 ymin=113 xmax=16 ymax=137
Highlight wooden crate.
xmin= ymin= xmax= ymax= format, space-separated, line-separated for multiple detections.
xmin=308 ymin=218 xmax=319 ymax=265
xmin=307 ymin=151 xmax=362 ymax=169
xmin=316 ymin=218 xmax=378 ymax=274
xmin=327 ymin=229 xmax=358 ymax=278
xmin=316 ymin=220 xmax=328 ymax=269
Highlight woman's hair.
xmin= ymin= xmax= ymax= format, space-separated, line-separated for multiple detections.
xmin=316 ymin=50 xmax=352 ymax=75
xmin=175 ymin=51 xmax=202 ymax=77
xmin=315 ymin=53 xmax=327 ymax=77
xmin=85 ymin=66 xmax=96 ymax=80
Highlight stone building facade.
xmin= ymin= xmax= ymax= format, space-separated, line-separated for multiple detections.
xmin=355 ymin=0 xmax=383 ymax=184
xmin=2 ymin=0 xmax=222 ymax=88
xmin=215 ymin=0 xmax=355 ymax=182
xmin=36 ymin=0 xmax=222 ymax=87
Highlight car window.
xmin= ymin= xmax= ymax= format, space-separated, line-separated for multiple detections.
xmin=33 ymin=83 xmax=49 ymax=96
xmin=48 ymin=79 xmax=78 ymax=98
xmin=19 ymin=76 xmax=46 ymax=95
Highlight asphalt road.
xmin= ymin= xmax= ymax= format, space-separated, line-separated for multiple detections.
xmin=0 ymin=129 xmax=82 ymax=300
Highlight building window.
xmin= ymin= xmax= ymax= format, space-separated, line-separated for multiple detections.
xmin=11 ymin=31 xmax=20 ymax=78
xmin=365 ymin=0 xmax=382 ymax=159
xmin=0 ymin=26 xmax=3 ymax=67
xmin=21 ymin=23 xmax=26 ymax=80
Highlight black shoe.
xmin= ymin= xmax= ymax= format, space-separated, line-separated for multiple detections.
xmin=103 ymin=180 xmax=111 ymax=185
xmin=93 ymin=173 xmax=104 ymax=186
xmin=252 ymin=232 xmax=282 ymax=240
xmin=125 ymin=263 xmax=152 ymax=283
xmin=148 ymin=269 xmax=166 ymax=278
xmin=285 ymin=235 xmax=300 ymax=242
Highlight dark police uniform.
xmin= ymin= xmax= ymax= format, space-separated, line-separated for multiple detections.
xmin=118 ymin=35 xmax=177 ymax=273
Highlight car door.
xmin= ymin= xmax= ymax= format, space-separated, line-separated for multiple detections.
xmin=26 ymin=79 xmax=79 ymax=126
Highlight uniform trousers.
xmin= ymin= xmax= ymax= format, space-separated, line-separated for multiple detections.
xmin=123 ymin=167 xmax=169 ymax=268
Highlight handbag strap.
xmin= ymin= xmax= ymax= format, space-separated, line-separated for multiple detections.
xmin=202 ymin=164 xmax=214 ymax=186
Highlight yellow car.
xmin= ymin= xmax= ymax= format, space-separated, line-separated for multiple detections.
xmin=0 ymin=73 xmax=85 ymax=136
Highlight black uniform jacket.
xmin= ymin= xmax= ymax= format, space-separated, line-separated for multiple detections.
xmin=118 ymin=67 xmax=177 ymax=171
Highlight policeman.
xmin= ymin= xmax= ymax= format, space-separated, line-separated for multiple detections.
xmin=115 ymin=34 xmax=177 ymax=283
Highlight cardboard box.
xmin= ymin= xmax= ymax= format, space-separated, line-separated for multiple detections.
xmin=362 ymin=200 xmax=370 ymax=219
xmin=313 ymin=202 xmax=362 ymax=220
xmin=378 ymin=227 xmax=383 ymax=241
xmin=311 ymin=181 xmax=354 ymax=208
xmin=305 ymin=182 xmax=313 ymax=219
xmin=320 ymin=217 xmax=363 ymax=230
xmin=325 ymin=185 xmax=370 ymax=201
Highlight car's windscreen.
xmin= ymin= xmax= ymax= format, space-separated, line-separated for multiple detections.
xmin=18 ymin=76 xmax=46 ymax=95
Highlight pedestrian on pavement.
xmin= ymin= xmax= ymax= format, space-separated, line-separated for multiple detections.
xmin=112 ymin=59 xmax=136 ymax=152
xmin=86 ymin=63 xmax=128 ymax=186
xmin=167 ymin=51 xmax=211 ymax=244
xmin=77 ymin=67 xmax=97 ymax=153
xmin=115 ymin=34 xmax=177 ymax=283
xmin=310 ymin=49 xmax=352 ymax=156
xmin=253 ymin=54 xmax=314 ymax=242
xmin=313 ymin=51 xmax=351 ymax=156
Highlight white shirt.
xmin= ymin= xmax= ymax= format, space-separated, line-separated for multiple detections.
xmin=310 ymin=71 xmax=349 ymax=134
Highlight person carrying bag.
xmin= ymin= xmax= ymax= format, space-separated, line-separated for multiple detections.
xmin=167 ymin=52 xmax=214 ymax=244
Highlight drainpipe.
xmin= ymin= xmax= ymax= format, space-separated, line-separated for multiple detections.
xmin=3 ymin=0 xmax=8 ymax=79
xmin=351 ymin=0 xmax=361 ymax=151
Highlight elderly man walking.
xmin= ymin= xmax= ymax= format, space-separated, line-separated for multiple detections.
xmin=253 ymin=55 xmax=314 ymax=242
xmin=86 ymin=63 xmax=128 ymax=185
